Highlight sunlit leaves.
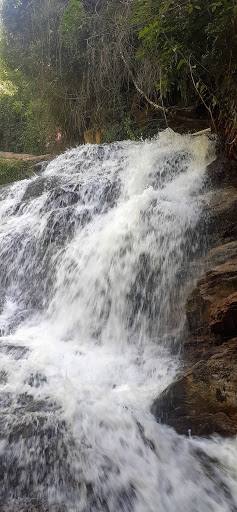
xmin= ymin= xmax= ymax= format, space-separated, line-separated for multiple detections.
xmin=177 ymin=59 xmax=185 ymax=70
xmin=60 ymin=0 xmax=85 ymax=42
xmin=0 ymin=60 xmax=17 ymax=98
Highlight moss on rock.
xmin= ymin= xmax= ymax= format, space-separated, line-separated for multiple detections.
xmin=0 ymin=153 xmax=51 ymax=185
xmin=0 ymin=158 xmax=35 ymax=185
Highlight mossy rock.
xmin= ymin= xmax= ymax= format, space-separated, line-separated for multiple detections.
xmin=0 ymin=158 xmax=35 ymax=186
xmin=0 ymin=153 xmax=51 ymax=186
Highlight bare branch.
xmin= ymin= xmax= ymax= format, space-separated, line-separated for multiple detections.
xmin=120 ymin=52 xmax=169 ymax=115
xmin=192 ymin=128 xmax=211 ymax=136
xmin=188 ymin=58 xmax=216 ymax=131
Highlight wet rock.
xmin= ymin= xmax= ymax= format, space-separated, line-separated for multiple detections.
xmin=199 ymin=240 xmax=237 ymax=269
xmin=22 ymin=177 xmax=49 ymax=202
xmin=42 ymin=208 xmax=82 ymax=247
xmin=210 ymin=292 xmax=237 ymax=337
xmin=27 ymin=373 xmax=47 ymax=388
xmin=152 ymin=158 xmax=237 ymax=437
xmin=44 ymin=187 xmax=80 ymax=211
xmin=154 ymin=250 xmax=237 ymax=435
xmin=0 ymin=392 xmax=12 ymax=408
xmin=34 ymin=160 xmax=52 ymax=175
xmin=206 ymin=155 xmax=237 ymax=189
xmin=76 ymin=177 xmax=121 ymax=212
xmin=0 ymin=343 xmax=29 ymax=360
xmin=0 ymin=371 xmax=7 ymax=384
xmin=186 ymin=259 xmax=237 ymax=338
xmin=0 ymin=410 xmax=70 ymax=511
xmin=206 ymin=186 xmax=237 ymax=247
xmin=152 ymin=338 xmax=237 ymax=436
xmin=149 ymin=151 xmax=189 ymax=189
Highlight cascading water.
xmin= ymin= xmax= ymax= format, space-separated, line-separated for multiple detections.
xmin=0 ymin=130 xmax=237 ymax=512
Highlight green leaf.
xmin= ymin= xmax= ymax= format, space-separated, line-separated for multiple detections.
xmin=177 ymin=59 xmax=185 ymax=70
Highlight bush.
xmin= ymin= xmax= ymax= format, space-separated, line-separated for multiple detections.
xmin=0 ymin=158 xmax=34 ymax=185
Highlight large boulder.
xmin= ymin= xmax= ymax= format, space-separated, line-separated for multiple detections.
xmin=152 ymin=338 xmax=237 ymax=436
xmin=186 ymin=258 xmax=237 ymax=337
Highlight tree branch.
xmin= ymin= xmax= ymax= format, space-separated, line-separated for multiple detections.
xmin=120 ymin=52 xmax=170 ymax=115
xmin=188 ymin=58 xmax=216 ymax=131
xmin=120 ymin=52 xmax=202 ymax=124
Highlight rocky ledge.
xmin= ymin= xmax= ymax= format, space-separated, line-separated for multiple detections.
xmin=152 ymin=154 xmax=237 ymax=436
xmin=0 ymin=151 xmax=51 ymax=162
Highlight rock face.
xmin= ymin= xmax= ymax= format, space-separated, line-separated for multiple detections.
xmin=152 ymin=338 xmax=237 ymax=436
xmin=210 ymin=292 xmax=237 ymax=337
xmin=206 ymin=154 xmax=237 ymax=189
xmin=152 ymin=155 xmax=237 ymax=436
xmin=206 ymin=187 xmax=237 ymax=246
xmin=186 ymin=259 xmax=237 ymax=338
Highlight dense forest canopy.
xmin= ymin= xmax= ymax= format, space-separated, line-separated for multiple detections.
xmin=0 ymin=0 xmax=236 ymax=153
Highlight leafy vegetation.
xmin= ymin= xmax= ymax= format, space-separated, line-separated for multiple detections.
xmin=0 ymin=158 xmax=35 ymax=185
xmin=0 ymin=0 xmax=236 ymax=154
xmin=0 ymin=59 xmax=57 ymax=153
xmin=133 ymin=0 xmax=237 ymax=137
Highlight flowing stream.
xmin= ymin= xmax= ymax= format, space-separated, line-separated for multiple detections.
xmin=0 ymin=130 xmax=237 ymax=511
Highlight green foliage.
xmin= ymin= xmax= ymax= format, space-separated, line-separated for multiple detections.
xmin=0 ymin=0 xmax=236 ymax=152
xmin=61 ymin=0 xmax=85 ymax=40
xmin=0 ymin=59 xmax=17 ymax=97
xmin=0 ymin=0 xmax=139 ymax=144
xmin=132 ymin=0 xmax=237 ymax=124
xmin=0 ymin=61 xmax=56 ymax=153
xmin=0 ymin=158 xmax=34 ymax=185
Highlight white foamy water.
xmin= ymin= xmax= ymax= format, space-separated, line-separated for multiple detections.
xmin=0 ymin=130 xmax=236 ymax=511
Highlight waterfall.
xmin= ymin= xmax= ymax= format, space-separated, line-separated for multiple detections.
xmin=0 ymin=130 xmax=236 ymax=511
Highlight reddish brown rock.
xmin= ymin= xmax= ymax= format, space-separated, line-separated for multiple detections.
xmin=152 ymin=159 xmax=237 ymax=437
xmin=199 ymin=241 xmax=237 ymax=269
xmin=152 ymin=338 xmax=237 ymax=436
xmin=185 ymin=243 xmax=237 ymax=363
xmin=186 ymin=259 xmax=237 ymax=337
xmin=155 ymin=257 xmax=237 ymax=435
xmin=210 ymin=292 xmax=237 ymax=336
